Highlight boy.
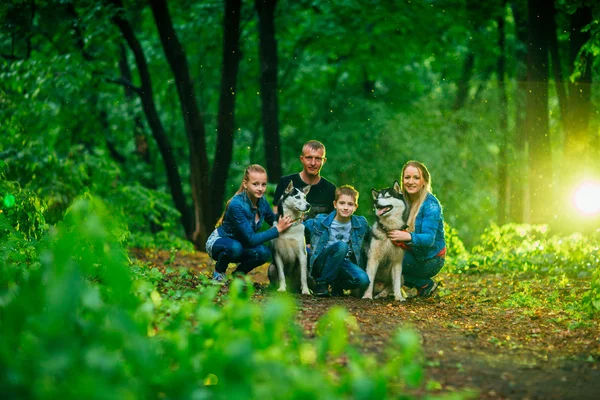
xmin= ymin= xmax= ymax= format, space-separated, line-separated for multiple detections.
xmin=304 ymin=185 xmax=370 ymax=297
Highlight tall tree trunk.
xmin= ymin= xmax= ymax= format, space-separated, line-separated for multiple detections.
xmin=109 ymin=0 xmax=193 ymax=239
xmin=255 ymin=0 xmax=282 ymax=183
xmin=548 ymin=0 xmax=567 ymax=132
xmin=525 ymin=0 xmax=553 ymax=224
xmin=118 ymin=43 xmax=153 ymax=168
xmin=508 ymin=1 xmax=528 ymax=222
xmin=564 ymin=6 xmax=592 ymax=175
xmin=149 ymin=0 xmax=210 ymax=249
xmin=212 ymin=0 xmax=242 ymax=226
xmin=496 ymin=1 xmax=508 ymax=225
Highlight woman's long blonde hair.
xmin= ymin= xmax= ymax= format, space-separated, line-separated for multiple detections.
xmin=216 ymin=164 xmax=267 ymax=227
xmin=401 ymin=160 xmax=432 ymax=232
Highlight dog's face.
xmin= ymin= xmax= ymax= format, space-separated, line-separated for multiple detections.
xmin=371 ymin=181 xmax=408 ymax=222
xmin=281 ymin=181 xmax=311 ymax=213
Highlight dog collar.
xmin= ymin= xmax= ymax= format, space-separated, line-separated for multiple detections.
xmin=290 ymin=217 xmax=303 ymax=227
xmin=277 ymin=214 xmax=304 ymax=227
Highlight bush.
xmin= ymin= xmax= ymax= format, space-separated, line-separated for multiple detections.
xmin=0 ymin=160 xmax=48 ymax=241
xmin=458 ymin=223 xmax=600 ymax=314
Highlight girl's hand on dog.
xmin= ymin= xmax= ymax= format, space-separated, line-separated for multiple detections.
xmin=276 ymin=215 xmax=294 ymax=233
xmin=387 ymin=230 xmax=411 ymax=242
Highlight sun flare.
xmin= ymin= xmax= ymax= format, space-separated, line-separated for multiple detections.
xmin=573 ymin=181 xmax=600 ymax=215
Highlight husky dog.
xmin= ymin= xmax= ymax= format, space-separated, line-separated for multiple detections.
xmin=271 ymin=181 xmax=311 ymax=294
xmin=362 ymin=181 xmax=409 ymax=301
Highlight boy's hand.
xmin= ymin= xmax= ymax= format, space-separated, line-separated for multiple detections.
xmin=387 ymin=230 xmax=411 ymax=242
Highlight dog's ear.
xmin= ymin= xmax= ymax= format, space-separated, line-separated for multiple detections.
xmin=393 ymin=180 xmax=401 ymax=193
xmin=285 ymin=180 xmax=294 ymax=194
xmin=302 ymin=184 xmax=311 ymax=195
xmin=371 ymin=188 xmax=379 ymax=199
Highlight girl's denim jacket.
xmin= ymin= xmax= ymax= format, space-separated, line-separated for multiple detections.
xmin=409 ymin=192 xmax=446 ymax=261
xmin=304 ymin=211 xmax=371 ymax=272
xmin=217 ymin=192 xmax=279 ymax=247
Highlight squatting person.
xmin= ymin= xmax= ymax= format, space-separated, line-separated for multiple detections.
xmin=304 ymin=185 xmax=370 ymax=297
xmin=386 ymin=160 xmax=446 ymax=297
xmin=268 ymin=139 xmax=337 ymax=287
xmin=206 ymin=164 xmax=293 ymax=282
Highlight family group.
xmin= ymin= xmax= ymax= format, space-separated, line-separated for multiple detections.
xmin=205 ymin=140 xmax=446 ymax=298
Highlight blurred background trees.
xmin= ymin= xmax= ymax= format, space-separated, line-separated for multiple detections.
xmin=2 ymin=0 xmax=599 ymax=250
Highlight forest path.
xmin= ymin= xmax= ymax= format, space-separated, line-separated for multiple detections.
xmin=132 ymin=249 xmax=600 ymax=399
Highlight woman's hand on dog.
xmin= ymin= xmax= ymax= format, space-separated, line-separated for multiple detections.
xmin=387 ymin=230 xmax=411 ymax=242
xmin=276 ymin=215 xmax=294 ymax=233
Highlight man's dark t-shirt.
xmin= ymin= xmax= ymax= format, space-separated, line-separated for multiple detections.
xmin=273 ymin=173 xmax=336 ymax=220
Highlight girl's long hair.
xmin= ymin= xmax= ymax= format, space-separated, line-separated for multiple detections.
xmin=400 ymin=160 xmax=432 ymax=232
xmin=215 ymin=164 xmax=267 ymax=227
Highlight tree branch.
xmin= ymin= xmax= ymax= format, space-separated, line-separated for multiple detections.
xmin=105 ymin=77 xmax=142 ymax=94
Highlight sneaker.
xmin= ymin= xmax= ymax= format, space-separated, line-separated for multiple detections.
xmin=212 ymin=271 xmax=226 ymax=283
xmin=313 ymin=282 xmax=330 ymax=297
xmin=417 ymin=281 xmax=438 ymax=297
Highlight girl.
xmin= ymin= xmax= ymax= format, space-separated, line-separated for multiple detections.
xmin=206 ymin=164 xmax=293 ymax=281
xmin=387 ymin=161 xmax=446 ymax=297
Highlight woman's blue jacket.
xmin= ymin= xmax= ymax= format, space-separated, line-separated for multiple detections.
xmin=409 ymin=192 xmax=446 ymax=261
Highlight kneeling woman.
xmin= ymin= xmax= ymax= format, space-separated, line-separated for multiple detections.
xmin=387 ymin=160 xmax=446 ymax=297
xmin=206 ymin=164 xmax=293 ymax=281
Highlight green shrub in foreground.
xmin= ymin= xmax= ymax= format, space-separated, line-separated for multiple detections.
xmin=1 ymin=197 xmax=444 ymax=399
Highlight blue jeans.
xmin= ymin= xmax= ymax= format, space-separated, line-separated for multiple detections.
xmin=311 ymin=242 xmax=369 ymax=292
xmin=402 ymin=250 xmax=445 ymax=289
xmin=211 ymin=237 xmax=271 ymax=274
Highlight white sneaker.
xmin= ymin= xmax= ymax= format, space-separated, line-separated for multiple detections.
xmin=212 ymin=271 xmax=226 ymax=283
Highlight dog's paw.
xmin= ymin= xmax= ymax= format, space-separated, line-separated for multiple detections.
xmin=374 ymin=289 xmax=389 ymax=299
xmin=394 ymin=296 xmax=407 ymax=302
xmin=301 ymin=289 xmax=310 ymax=295
xmin=362 ymin=293 xmax=373 ymax=300
xmin=277 ymin=286 xmax=287 ymax=293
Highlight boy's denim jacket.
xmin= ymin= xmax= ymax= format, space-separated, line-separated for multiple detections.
xmin=304 ymin=211 xmax=371 ymax=272
xmin=409 ymin=192 xmax=446 ymax=261
xmin=217 ymin=192 xmax=279 ymax=247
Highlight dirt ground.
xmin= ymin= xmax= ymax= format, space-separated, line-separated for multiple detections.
xmin=133 ymin=249 xmax=600 ymax=399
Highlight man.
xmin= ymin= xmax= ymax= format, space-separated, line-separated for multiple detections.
xmin=272 ymin=140 xmax=336 ymax=219
xmin=269 ymin=140 xmax=337 ymax=290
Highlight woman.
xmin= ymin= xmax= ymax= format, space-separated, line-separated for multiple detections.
xmin=206 ymin=164 xmax=293 ymax=282
xmin=387 ymin=160 xmax=446 ymax=297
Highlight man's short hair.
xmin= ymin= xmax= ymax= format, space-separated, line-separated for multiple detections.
xmin=302 ymin=140 xmax=326 ymax=156
xmin=335 ymin=185 xmax=359 ymax=205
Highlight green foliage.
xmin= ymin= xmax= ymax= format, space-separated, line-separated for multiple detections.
xmin=444 ymin=221 xmax=468 ymax=261
xmin=0 ymin=160 xmax=48 ymax=241
xmin=1 ymin=136 xmax=188 ymax=250
xmin=584 ymin=264 xmax=600 ymax=313
xmin=454 ymin=223 xmax=600 ymax=314
xmin=1 ymin=197 xmax=436 ymax=398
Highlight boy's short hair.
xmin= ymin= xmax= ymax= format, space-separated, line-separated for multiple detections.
xmin=335 ymin=185 xmax=359 ymax=205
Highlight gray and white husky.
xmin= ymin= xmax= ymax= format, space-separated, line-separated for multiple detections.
xmin=271 ymin=181 xmax=311 ymax=294
xmin=362 ymin=181 xmax=409 ymax=302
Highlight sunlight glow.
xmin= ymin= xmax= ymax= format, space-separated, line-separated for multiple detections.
xmin=573 ymin=181 xmax=600 ymax=215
